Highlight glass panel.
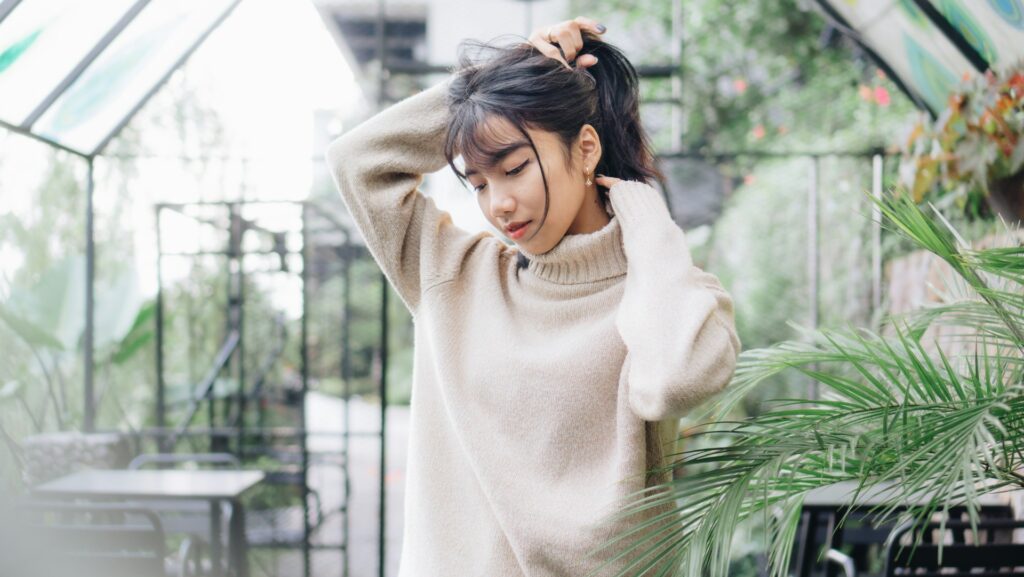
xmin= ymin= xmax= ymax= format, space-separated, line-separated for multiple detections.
xmin=826 ymin=0 xmax=975 ymax=112
xmin=0 ymin=133 xmax=89 ymax=480
xmin=926 ymin=0 xmax=1001 ymax=64
xmin=33 ymin=0 xmax=236 ymax=155
xmin=0 ymin=0 xmax=137 ymax=127
xmin=928 ymin=0 xmax=1024 ymax=68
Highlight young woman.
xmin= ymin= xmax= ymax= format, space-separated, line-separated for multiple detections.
xmin=326 ymin=17 xmax=741 ymax=576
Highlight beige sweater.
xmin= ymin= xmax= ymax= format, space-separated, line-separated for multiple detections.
xmin=325 ymin=77 xmax=741 ymax=576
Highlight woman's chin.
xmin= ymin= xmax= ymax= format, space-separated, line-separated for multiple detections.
xmin=517 ymin=237 xmax=556 ymax=255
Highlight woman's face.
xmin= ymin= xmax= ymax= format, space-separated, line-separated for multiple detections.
xmin=463 ymin=116 xmax=602 ymax=254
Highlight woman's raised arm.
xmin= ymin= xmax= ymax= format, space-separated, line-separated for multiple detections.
xmin=325 ymin=77 xmax=486 ymax=316
xmin=604 ymin=179 xmax=742 ymax=422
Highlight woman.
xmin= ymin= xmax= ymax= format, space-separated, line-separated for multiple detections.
xmin=325 ymin=17 xmax=741 ymax=576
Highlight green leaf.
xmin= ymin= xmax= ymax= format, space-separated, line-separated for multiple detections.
xmin=0 ymin=303 xmax=63 ymax=349
xmin=109 ymin=300 xmax=155 ymax=365
xmin=0 ymin=255 xmax=86 ymax=351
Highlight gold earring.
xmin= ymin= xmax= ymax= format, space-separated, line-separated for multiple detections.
xmin=585 ymin=168 xmax=592 ymax=186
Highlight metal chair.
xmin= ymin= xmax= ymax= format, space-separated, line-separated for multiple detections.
xmin=7 ymin=501 xmax=201 ymax=577
xmin=129 ymin=452 xmax=327 ymax=541
xmin=128 ymin=452 xmax=241 ymax=471
xmin=825 ymin=548 xmax=857 ymax=577
xmin=883 ymin=518 xmax=1024 ymax=576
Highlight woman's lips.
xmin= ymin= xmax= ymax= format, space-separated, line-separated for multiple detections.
xmin=507 ymin=221 xmax=531 ymax=239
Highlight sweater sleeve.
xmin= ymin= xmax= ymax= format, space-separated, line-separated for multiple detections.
xmin=608 ymin=180 xmax=742 ymax=422
xmin=324 ymin=76 xmax=486 ymax=316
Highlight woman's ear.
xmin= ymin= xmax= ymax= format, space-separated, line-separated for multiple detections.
xmin=577 ymin=123 xmax=602 ymax=171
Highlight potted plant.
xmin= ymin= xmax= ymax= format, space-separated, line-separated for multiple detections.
xmin=899 ymin=63 xmax=1024 ymax=223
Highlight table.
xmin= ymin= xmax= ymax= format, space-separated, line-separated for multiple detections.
xmin=33 ymin=469 xmax=265 ymax=577
xmin=795 ymin=480 xmax=1012 ymax=577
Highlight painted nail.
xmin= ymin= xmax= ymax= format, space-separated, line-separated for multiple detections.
xmin=596 ymin=24 xmax=607 ymax=33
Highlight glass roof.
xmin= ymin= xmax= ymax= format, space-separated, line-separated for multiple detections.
xmin=0 ymin=0 xmax=240 ymax=157
xmin=0 ymin=0 xmax=137 ymax=126
xmin=0 ymin=0 xmax=1021 ymax=156
xmin=821 ymin=0 xmax=1024 ymax=114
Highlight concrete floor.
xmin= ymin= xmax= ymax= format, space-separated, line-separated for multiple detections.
xmin=297 ymin=392 xmax=410 ymax=577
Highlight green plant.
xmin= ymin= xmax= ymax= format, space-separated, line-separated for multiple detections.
xmin=0 ymin=257 xmax=151 ymax=430
xmin=899 ymin=63 xmax=1024 ymax=217
xmin=590 ymin=188 xmax=1024 ymax=577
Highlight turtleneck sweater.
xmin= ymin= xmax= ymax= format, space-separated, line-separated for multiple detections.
xmin=325 ymin=76 xmax=741 ymax=577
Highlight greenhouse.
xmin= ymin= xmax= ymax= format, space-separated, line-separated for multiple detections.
xmin=0 ymin=0 xmax=1022 ymax=576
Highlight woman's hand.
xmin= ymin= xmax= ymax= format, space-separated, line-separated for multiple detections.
xmin=594 ymin=174 xmax=623 ymax=189
xmin=528 ymin=17 xmax=606 ymax=71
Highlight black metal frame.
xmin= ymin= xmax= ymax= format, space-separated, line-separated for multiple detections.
xmin=0 ymin=0 xmax=23 ymax=27
xmin=908 ymin=0 xmax=990 ymax=73
xmin=152 ymin=198 xmax=360 ymax=577
xmin=884 ymin=518 xmax=1024 ymax=575
xmin=0 ymin=0 xmax=245 ymax=434
xmin=794 ymin=503 xmax=1016 ymax=577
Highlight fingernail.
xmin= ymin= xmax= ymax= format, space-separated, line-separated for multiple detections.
xmin=596 ymin=173 xmax=605 ymax=178
xmin=596 ymin=24 xmax=607 ymax=33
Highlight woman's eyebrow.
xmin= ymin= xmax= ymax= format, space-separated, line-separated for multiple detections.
xmin=464 ymin=142 xmax=529 ymax=176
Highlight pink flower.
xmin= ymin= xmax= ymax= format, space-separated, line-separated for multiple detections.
xmin=751 ymin=124 xmax=766 ymax=139
xmin=733 ymin=78 xmax=748 ymax=94
xmin=859 ymin=85 xmax=873 ymax=101
xmin=874 ymin=86 xmax=891 ymax=106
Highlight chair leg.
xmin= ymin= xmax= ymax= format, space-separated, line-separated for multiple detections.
xmin=825 ymin=549 xmax=856 ymax=577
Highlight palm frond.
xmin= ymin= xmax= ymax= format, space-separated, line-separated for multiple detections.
xmin=594 ymin=187 xmax=1024 ymax=576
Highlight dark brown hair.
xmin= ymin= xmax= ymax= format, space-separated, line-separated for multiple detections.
xmin=443 ymin=31 xmax=663 ymax=269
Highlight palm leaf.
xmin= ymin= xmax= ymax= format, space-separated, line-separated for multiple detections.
xmin=594 ymin=187 xmax=1024 ymax=576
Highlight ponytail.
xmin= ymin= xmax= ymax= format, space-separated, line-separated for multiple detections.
xmin=576 ymin=32 xmax=664 ymax=202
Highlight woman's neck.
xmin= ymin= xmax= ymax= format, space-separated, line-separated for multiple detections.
xmin=565 ymin=184 xmax=610 ymax=235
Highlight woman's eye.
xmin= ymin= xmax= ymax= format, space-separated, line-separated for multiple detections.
xmin=507 ymin=159 xmax=529 ymax=176
xmin=472 ymin=183 xmax=487 ymax=194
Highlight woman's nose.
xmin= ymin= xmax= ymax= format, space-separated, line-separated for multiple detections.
xmin=490 ymin=188 xmax=516 ymax=217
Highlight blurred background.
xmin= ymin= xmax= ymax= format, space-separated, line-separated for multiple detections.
xmin=1 ymin=0 xmax=1022 ymax=576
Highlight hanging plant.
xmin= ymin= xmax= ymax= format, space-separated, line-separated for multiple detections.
xmin=899 ymin=62 xmax=1024 ymax=222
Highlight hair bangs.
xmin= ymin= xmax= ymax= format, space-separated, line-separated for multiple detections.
xmin=447 ymin=105 xmax=530 ymax=184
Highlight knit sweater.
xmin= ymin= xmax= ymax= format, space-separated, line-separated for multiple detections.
xmin=325 ymin=76 xmax=741 ymax=576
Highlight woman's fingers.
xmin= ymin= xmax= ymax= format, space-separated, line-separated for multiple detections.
xmin=532 ymin=40 xmax=572 ymax=70
xmin=527 ymin=27 xmax=554 ymax=48
xmin=529 ymin=17 xmax=607 ymax=70
xmin=594 ymin=174 xmax=623 ymax=188
xmin=553 ymin=27 xmax=580 ymax=64
xmin=573 ymin=15 xmax=606 ymax=36
xmin=527 ymin=26 xmax=571 ymax=69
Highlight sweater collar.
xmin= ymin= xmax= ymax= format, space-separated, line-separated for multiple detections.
xmin=517 ymin=214 xmax=627 ymax=284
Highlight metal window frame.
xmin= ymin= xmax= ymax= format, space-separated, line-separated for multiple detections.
xmin=22 ymin=0 xmax=153 ymax=130
xmin=0 ymin=0 xmax=23 ymax=27
xmin=0 ymin=0 xmax=246 ymax=433
xmin=909 ymin=0 xmax=990 ymax=73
